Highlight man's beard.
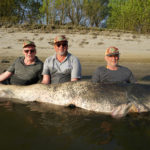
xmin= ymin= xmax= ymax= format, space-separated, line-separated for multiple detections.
xmin=56 ymin=51 xmax=67 ymax=56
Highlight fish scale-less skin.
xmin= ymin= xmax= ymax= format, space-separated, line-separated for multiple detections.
xmin=0 ymin=81 xmax=150 ymax=118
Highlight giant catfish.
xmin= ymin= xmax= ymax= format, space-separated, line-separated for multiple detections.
xmin=0 ymin=81 xmax=150 ymax=118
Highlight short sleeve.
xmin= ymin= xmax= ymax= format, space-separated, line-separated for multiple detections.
xmin=92 ymin=67 xmax=101 ymax=83
xmin=7 ymin=58 xmax=18 ymax=73
xmin=71 ymin=57 xmax=82 ymax=79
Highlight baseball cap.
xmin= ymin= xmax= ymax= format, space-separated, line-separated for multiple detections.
xmin=23 ymin=40 xmax=36 ymax=48
xmin=54 ymin=35 xmax=68 ymax=44
xmin=105 ymin=46 xmax=119 ymax=56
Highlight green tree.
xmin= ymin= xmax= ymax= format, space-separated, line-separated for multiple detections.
xmin=55 ymin=0 xmax=68 ymax=25
xmin=0 ymin=0 xmax=42 ymax=24
xmin=107 ymin=0 xmax=150 ymax=33
xmin=40 ymin=0 xmax=50 ymax=24
xmin=25 ymin=0 xmax=42 ymax=24
xmin=66 ymin=0 xmax=84 ymax=25
xmin=0 ymin=0 xmax=18 ymax=24
xmin=55 ymin=0 xmax=85 ymax=25
xmin=40 ymin=0 xmax=56 ymax=25
xmin=83 ymin=0 xmax=109 ymax=27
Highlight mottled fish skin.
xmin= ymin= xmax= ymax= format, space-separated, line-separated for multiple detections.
xmin=0 ymin=81 xmax=150 ymax=118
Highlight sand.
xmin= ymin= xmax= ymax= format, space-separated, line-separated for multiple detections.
xmin=0 ymin=27 xmax=150 ymax=83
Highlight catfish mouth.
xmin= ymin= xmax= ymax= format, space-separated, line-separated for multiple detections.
xmin=68 ymin=104 xmax=76 ymax=109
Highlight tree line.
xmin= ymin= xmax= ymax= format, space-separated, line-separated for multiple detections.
xmin=107 ymin=0 xmax=150 ymax=33
xmin=1 ymin=0 xmax=150 ymax=33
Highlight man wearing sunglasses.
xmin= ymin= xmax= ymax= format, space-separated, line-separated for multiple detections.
xmin=42 ymin=35 xmax=81 ymax=84
xmin=92 ymin=46 xmax=136 ymax=83
xmin=0 ymin=40 xmax=43 ymax=85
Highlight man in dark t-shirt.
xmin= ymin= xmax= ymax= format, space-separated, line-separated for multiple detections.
xmin=0 ymin=40 xmax=43 ymax=85
xmin=92 ymin=46 xmax=136 ymax=83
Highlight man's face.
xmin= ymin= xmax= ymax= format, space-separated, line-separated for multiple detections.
xmin=54 ymin=41 xmax=68 ymax=56
xmin=23 ymin=45 xmax=36 ymax=61
xmin=105 ymin=54 xmax=119 ymax=67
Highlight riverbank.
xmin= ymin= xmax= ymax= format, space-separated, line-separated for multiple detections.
xmin=0 ymin=27 xmax=150 ymax=83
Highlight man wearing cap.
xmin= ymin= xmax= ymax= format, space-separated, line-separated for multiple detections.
xmin=92 ymin=46 xmax=136 ymax=83
xmin=41 ymin=35 xmax=81 ymax=84
xmin=0 ymin=40 xmax=43 ymax=85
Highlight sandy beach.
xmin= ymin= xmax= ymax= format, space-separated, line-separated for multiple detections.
xmin=0 ymin=27 xmax=150 ymax=83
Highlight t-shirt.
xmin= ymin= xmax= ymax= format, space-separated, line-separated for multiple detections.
xmin=92 ymin=66 xmax=136 ymax=83
xmin=42 ymin=53 xmax=81 ymax=84
xmin=7 ymin=56 xmax=43 ymax=85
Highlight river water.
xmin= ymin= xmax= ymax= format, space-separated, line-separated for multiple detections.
xmin=0 ymin=99 xmax=150 ymax=150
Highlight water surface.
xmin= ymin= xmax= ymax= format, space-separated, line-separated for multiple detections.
xmin=0 ymin=99 xmax=150 ymax=150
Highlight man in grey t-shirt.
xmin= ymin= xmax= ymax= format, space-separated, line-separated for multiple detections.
xmin=41 ymin=35 xmax=81 ymax=84
xmin=92 ymin=46 xmax=136 ymax=83
xmin=0 ymin=40 xmax=43 ymax=85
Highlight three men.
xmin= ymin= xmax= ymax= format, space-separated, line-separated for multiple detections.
xmin=0 ymin=38 xmax=135 ymax=85
xmin=92 ymin=46 xmax=136 ymax=83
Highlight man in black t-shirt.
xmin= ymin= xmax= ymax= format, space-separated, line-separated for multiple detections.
xmin=92 ymin=46 xmax=136 ymax=83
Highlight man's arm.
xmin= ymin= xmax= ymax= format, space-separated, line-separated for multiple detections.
xmin=41 ymin=74 xmax=50 ymax=84
xmin=71 ymin=78 xmax=79 ymax=81
xmin=0 ymin=71 xmax=12 ymax=82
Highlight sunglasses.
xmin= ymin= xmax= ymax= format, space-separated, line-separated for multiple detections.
xmin=55 ymin=42 xmax=68 ymax=47
xmin=24 ymin=49 xmax=36 ymax=53
xmin=109 ymin=54 xmax=119 ymax=57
